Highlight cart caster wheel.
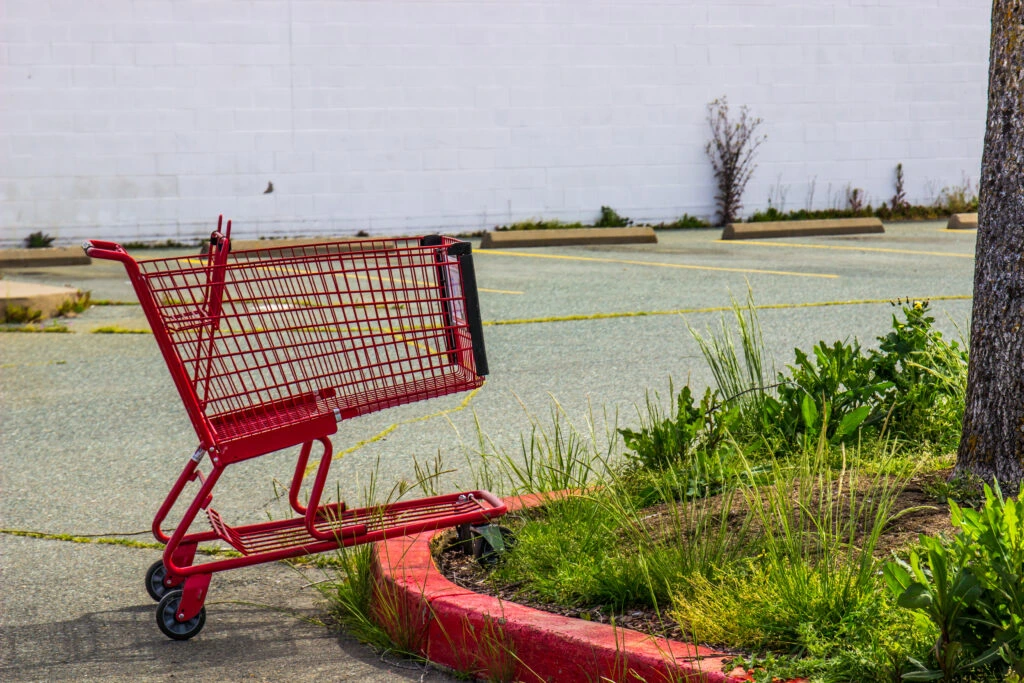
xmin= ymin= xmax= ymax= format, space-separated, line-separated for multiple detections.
xmin=156 ymin=590 xmax=206 ymax=640
xmin=145 ymin=560 xmax=175 ymax=602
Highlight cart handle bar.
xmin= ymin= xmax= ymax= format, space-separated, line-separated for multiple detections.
xmin=82 ymin=240 xmax=133 ymax=264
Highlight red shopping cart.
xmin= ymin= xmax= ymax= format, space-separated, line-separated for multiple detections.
xmin=83 ymin=218 xmax=505 ymax=639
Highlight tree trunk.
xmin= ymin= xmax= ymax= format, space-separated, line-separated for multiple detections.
xmin=956 ymin=0 xmax=1024 ymax=486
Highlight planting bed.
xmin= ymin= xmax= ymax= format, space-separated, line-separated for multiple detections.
xmin=434 ymin=470 xmax=960 ymax=655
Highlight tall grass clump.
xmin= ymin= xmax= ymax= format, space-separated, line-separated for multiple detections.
xmin=488 ymin=471 xmax=753 ymax=613
xmin=687 ymin=289 xmax=774 ymax=440
xmin=471 ymin=399 xmax=617 ymax=496
xmin=681 ymin=297 xmax=967 ymax=457
xmin=315 ymin=543 xmax=403 ymax=653
xmin=672 ymin=444 xmax=937 ymax=681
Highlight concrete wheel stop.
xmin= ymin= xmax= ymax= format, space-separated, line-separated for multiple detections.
xmin=721 ymin=218 xmax=884 ymax=240
xmin=0 ymin=280 xmax=80 ymax=320
xmin=0 ymin=246 xmax=92 ymax=268
xmin=371 ymin=493 xmax=758 ymax=682
xmin=479 ymin=227 xmax=657 ymax=249
xmin=947 ymin=213 xmax=978 ymax=230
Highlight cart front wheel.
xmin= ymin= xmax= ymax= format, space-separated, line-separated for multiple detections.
xmin=156 ymin=590 xmax=206 ymax=640
xmin=145 ymin=560 xmax=174 ymax=602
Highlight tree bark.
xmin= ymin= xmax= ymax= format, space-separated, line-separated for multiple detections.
xmin=957 ymin=0 xmax=1024 ymax=486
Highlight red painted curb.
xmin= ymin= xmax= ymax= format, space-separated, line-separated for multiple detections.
xmin=371 ymin=493 xmax=748 ymax=682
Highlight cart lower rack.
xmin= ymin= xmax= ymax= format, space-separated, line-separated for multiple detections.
xmin=84 ymin=219 xmax=504 ymax=640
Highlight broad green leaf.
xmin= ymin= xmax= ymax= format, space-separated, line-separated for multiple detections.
xmin=896 ymin=582 xmax=933 ymax=610
xmin=834 ymin=405 xmax=871 ymax=439
xmin=801 ymin=393 xmax=818 ymax=429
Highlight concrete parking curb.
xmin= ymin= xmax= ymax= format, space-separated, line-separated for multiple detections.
xmin=479 ymin=227 xmax=657 ymax=249
xmin=0 ymin=247 xmax=91 ymax=268
xmin=947 ymin=213 xmax=978 ymax=230
xmin=372 ymin=493 xmax=746 ymax=682
xmin=722 ymin=218 xmax=884 ymax=240
xmin=0 ymin=280 xmax=80 ymax=319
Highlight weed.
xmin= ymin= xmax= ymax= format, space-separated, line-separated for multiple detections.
xmin=652 ymin=214 xmax=711 ymax=229
xmin=674 ymin=448 xmax=931 ymax=681
xmin=922 ymin=471 xmax=986 ymax=507
xmin=846 ymin=185 xmax=866 ymax=212
xmin=23 ymin=231 xmax=55 ymax=248
xmin=495 ymin=218 xmax=586 ymax=232
xmin=594 ymin=206 xmax=632 ymax=228
xmin=121 ymin=239 xmax=197 ymax=249
xmin=749 ymin=205 xmax=878 ymax=222
xmin=705 ymin=96 xmax=766 ymax=225
xmin=56 ymin=290 xmax=92 ymax=317
xmin=891 ymin=163 xmax=910 ymax=213
xmin=687 ymin=289 xmax=774 ymax=437
xmin=3 ymin=303 xmax=42 ymax=324
xmin=473 ymin=399 xmax=613 ymax=496
xmin=91 ymin=326 xmax=152 ymax=334
xmin=1 ymin=322 xmax=71 ymax=333
xmin=619 ymin=383 xmax=736 ymax=477
xmin=316 ymin=543 xmax=414 ymax=653
xmin=885 ymin=481 xmax=1024 ymax=680
xmin=935 ymin=177 xmax=979 ymax=215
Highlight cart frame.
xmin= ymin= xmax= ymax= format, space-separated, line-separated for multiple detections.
xmin=84 ymin=219 xmax=505 ymax=639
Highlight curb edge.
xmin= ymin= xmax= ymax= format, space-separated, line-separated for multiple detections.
xmin=372 ymin=492 xmax=744 ymax=683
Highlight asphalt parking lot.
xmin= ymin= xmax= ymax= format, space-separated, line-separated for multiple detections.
xmin=0 ymin=221 xmax=977 ymax=681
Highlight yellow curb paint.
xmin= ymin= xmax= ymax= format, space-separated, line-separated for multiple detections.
xmin=476 ymin=249 xmax=839 ymax=279
xmin=482 ymin=295 xmax=973 ymax=327
xmin=480 ymin=288 xmax=524 ymax=295
xmin=725 ymin=240 xmax=975 ymax=259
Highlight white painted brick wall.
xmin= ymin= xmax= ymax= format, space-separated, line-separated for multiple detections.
xmin=0 ymin=0 xmax=991 ymax=245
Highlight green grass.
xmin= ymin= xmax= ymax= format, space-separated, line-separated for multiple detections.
xmin=0 ymin=321 xmax=70 ymax=333
xmin=91 ymin=326 xmax=152 ymax=334
xmin=313 ymin=296 xmax=984 ymax=681
xmin=55 ymin=290 xmax=92 ymax=317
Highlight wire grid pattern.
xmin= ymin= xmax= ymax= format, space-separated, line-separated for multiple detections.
xmin=136 ymin=237 xmax=482 ymax=443
xmin=206 ymin=495 xmax=490 ymax=554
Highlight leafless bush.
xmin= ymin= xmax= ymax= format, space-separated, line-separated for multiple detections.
xmin=705 ymin=97 xmax=767 ymax=225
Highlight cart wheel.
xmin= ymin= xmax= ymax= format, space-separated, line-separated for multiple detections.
xmin=156 ymin=590 xmax=206 ymax=640
xmin=145 ymin=560 xmax=172 ymax=602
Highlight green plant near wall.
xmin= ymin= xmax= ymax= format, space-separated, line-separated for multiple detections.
xmin=891 ymin=163 xmax=910 ymax=213
xmin=594 ymin=206 xmax=632 ymax=227
xmin=23 ymin=231 xmax=55 ymax=248
xmin=750 ymin=164 xmax=980 ymax=223
xmin=3 ymin=303 xmax=43 ymax=323
xmin=662 ymin=214 xmax=711 ymax=229
xmin=936 ymin=179 xmax=980 ymax=214
xmin=56 ymin=290 xmax=92 ymax=317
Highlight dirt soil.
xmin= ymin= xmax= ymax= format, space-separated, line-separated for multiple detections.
xmin=434 ymin=469 xmax=963 ymax=645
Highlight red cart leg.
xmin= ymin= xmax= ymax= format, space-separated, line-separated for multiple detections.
xmin=288 ymin=440 xmax=314 ymax=515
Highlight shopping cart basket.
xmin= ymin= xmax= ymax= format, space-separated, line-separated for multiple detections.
xmin=83 ymin=218 xmax=505 ymax=639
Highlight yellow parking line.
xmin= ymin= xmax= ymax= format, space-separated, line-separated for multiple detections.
xmin=303 ymin=386 xmax=483 ymax=476
xmin=725 ymin=240 xmax=974 ymax=259
xmin=477 ymin=249 xmax=838 ymax=279
xmin=480 ymin=287 xmax=524 ymax=295
xmin=482 ymin=294 xmax=973 ymax=326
